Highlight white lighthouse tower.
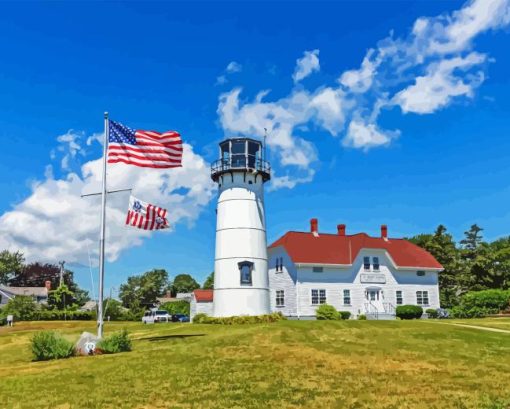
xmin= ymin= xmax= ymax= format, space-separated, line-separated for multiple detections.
xmin=211 ymin=138 xmax=271 ymax=317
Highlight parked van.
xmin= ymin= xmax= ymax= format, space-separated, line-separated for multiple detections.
xmin=142 ymin=309 xmax=171 ymax=324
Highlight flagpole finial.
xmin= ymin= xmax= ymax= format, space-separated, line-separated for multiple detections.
xmin=104 ymin=111 xmax=109 ymax=119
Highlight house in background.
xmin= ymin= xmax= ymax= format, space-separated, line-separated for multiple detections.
xmin=0 ymin=281 xmax=51 ymax=307
xmin=190 ymin=289 xmax=213 ymax=319
xmin=268 ymin=219 xmax=442 ymax=319
xmin=190 ymin=219 xmax=443 ymax=321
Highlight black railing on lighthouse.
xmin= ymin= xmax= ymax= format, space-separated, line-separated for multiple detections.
xmin=211 ymin=157 xmax=271 ymax=179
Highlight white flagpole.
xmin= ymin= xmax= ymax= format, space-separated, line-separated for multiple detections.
xmin=97 ymin=112 xmax=109 ymax=338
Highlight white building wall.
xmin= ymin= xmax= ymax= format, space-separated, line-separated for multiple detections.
xmin=268 ymin=247 xmax=298 ymax=317
xmin=213 ymin=171 xmax=270 ymax=317
xmin=270 ymin=248 xmax=440 ymax=318
xmin=190 ymin=299 xmax=214 ymax=322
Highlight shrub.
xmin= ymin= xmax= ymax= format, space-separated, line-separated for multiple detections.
xmin=449 ymin=306 xmax=488 ymax=319
xmin=192 ymin=312 xmax=286 ymax=325
xmin=97 ymin=329 xmax=132 ymax=354
xmin=161 ymin=300 xmax=190 ymax=316
xmin=31 ymin=331 xmax=75 ymax=361
xmin=3 ymin=296 xmax=38 ymax=321
xmin=357 ymin=314 xmax=367 ymax=320
xmin=426 ymin=308 xmax=439 ymax=319
xmin=316 ymin=304 xmax=340 ymax=320
xmin=396 ymin=305 xmax=423 ymax=320
xmin=460 ymin=290 xmax=510 ymax=313
xmin=339 ymin=311 xmax=351 ymax=320
xmin=35 ymin=310 xmax=94 ymax=321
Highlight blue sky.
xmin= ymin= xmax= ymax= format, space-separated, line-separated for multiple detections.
xmin=1 ymin=1 xmax=509 ymax=297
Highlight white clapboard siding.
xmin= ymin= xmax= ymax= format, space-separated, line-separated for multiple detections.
xmin=270 ymin=247 xmax=440 ymax=318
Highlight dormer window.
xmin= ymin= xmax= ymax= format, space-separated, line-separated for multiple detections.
xmin=363 ymin=257 xmax=371 ymax=271
xmin=239 ymin=261 xmax=253 ymax=285
xmin=275 ymin=257 xmax=283 ymax=273
xmin=373 ymin=257 xmax=380 ymax=271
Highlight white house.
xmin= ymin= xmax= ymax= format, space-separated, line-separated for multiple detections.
xmin=190 ymin=219 xmax=442 ymax=320
xmin=268 ymin=219 xmax=443 ymax=319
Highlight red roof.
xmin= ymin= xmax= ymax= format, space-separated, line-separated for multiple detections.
xmin=269 ymin=231 xmax=442 ymax=270
xmin=193 ymin=289 xmax=214 ymax=302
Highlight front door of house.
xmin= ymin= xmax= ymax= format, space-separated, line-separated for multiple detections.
xmin=365 ymin=289 xmax=383 ymax=312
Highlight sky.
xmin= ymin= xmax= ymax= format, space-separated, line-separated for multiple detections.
xmin=1 ymin=0 xmax=509 ymax=297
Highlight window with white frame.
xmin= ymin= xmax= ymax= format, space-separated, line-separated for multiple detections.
xmin=373 ymin=257 xmax=380 ymax=271
xmin=416 ymin=291 xmax=429 ymax=305
xmin=396 ymin=290 xmax=403 ymax=305
xmin=312 ymin=266 xmax=323 ymax=273
xmin=343 ymin=289 xmax=351 ymax=305
xmin=276 ymin=290 xmax=284 ymax=307
xmin=311 ymin=289 xmax=326 ymax=305
xmin=363 ymin=256 xmax=371 ymax=271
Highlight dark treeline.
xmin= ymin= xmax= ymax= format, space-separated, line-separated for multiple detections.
xmin=408 ymin=224 xmax=510 ymax=308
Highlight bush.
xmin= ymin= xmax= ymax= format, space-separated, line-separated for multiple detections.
xmin=3 ymin=296 xmax=38 ymax=321
xmin=426 ymin=308 xmax=439 ymax=319
xmin=160 ymin=300 xmax=190 ymax=316
xmin=357 ymin=314 xmax=367 ymax=320
xmin=31 ymin=331 xmax=75 ymax=361
xmin=396 ymin=305 xmax=423 ymax=320
xmin=339 ymin=311 xmax=351 ymax=320
xmin=449 ymin=306 xmax=488 ymax=319
xmin=192 ymin=312 xmax=286 ymax=325
xmin=316 ymin=304 xmax=340 ymax=320
xmin=97 ymin=329 xmax=132 ymax=354
xmin=460 ymin=290 xmax=510 ymax=313
xmin=35 ymin=310 xmax=94 ymax=321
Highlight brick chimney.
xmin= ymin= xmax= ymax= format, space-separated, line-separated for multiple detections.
xmin=381 ymin=225 xmax=388 ymax=240
xmin=44 ymin=280 xmax=52 ymax=291
xmin=337 ymin=224 xmax=346 ymax=236
xmin=310 ymin=218 xmax=319 ymax=237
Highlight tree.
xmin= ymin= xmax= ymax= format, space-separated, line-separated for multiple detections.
xmin=409 ymin=225 xmax=464 ymax=307
xmin=47 ymin=284 xmax=77 ymax=310
xmin=202 ymin=272 xmax=214 ymax=289
xmin=172 ymin=274 xmax=200 ymax=294
xmin=460 ymin=224 xmax=484 ymax=259
xmin=119 ymin=269 xmax=169 ymax=308
xmin=1 ymin=295 xmax=37 ymax=320
xmin=103 ymin=298 xmax=124 ymax=320
xmin=0 ymin=250 xmax=24 ymax=284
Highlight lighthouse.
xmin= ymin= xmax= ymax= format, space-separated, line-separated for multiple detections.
xmin=211 ymin=137 xmax=271 ymax=317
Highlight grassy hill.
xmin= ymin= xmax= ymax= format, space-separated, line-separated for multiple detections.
xmin=1 ymin=319 xmax=509 ymax=408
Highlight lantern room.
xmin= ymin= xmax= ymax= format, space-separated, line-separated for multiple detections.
xmin=211 ymin=137 xmax=270 ymax=182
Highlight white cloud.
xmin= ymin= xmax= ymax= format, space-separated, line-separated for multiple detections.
xmin=339 ymin=49 xmax=381 ymax=93
xmin=217 ymin=0 xmax=510 ymax=189
xmin=56 ymin=130 xmax=85 ymax=170
xmin=293 ymin=49 xmax=320 ymax=83
xmin=394 ymin=52 xmax=486 ymax=114
xmin=226 ymin=61 xmax=242 ymax=73
xmin=343 ymin=119 xmax=399 ymax=150
xmin=216 ymin=61 xmax=243 ymax=85
xmin=0 ymin=139 xmax=215 ymax=264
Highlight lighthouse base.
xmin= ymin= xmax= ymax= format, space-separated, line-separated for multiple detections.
xmin=212 ymin=288 xmax=270 ymax=317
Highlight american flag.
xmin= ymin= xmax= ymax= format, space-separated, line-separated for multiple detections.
xmin=126 ymin=195 xmax=169 ymax=230
xmin=107 ymin=120 xmax=182 ymax=168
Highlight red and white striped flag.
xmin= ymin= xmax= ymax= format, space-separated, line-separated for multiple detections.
xmin=108 ymin=120 xmax=182 ymax=168
xmin=125 ymin=196 xmax=169 ymax=230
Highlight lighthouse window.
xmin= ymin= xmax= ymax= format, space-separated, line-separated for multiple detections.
xmin=239 ymin=261 xmax=253 ymax=285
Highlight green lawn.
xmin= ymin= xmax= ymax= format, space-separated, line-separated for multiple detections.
xmin=1 ymin=319 xmax=509 ymax=409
